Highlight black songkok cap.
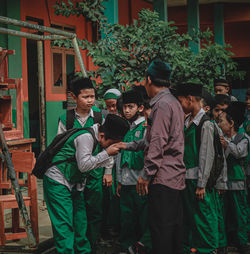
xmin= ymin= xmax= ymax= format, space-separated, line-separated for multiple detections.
xmin=102 ymin=114 xmax=129 ymax=140
xmin=176 ymin=83 xmax=203 ymax=97
xmin=225 ymin=101 xmax=246 ymax=126
xmin=214 ymin=78 xmax=229 ymax=87
xmin=147 ymin=59 xmax=172 ymax=81
xmin=122 ymin=89 xmax=144 ymax=105
xmin=201 ymin=88 xmax=215 ymax=108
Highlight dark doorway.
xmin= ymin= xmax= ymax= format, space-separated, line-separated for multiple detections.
xmin=26 ymin=16 xmax=43 ymax=156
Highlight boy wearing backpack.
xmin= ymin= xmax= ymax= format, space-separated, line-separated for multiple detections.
xmin=116 ymin=89 xmax=151 ymax=254
xmin=44 ymin=114 xmax=129 ymax=254
xmin=57 ymin=77 xmax=110 ymax=251
xmin=202 ymin=90 xmax=228 ymax=254
xmin=218 ymin=102 xmax=250 ymax=254
xmin=176 ymin=82 xmax=226 ymax=254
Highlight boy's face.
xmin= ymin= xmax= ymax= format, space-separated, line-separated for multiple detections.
xmin=218 ymin=113 xmax=232 ymax=136
xmin=72 ymin=89 xmax=95 ymax=111
xmin=123 ymin=103 xmax=140 ymax=120
xmin=212 ymin=103 xmax=228 ymax=122
xmin=214 ymin=85 xmax=229 ymax=95
xmin=98 ymin=133 xmax=120 ymax=148
xmin=177 ymin=96 xmax=192 ymax=114
xmin=105 ymin=99 xmax=117 ymax=114
xmin=246 ymin=95 xmax=250 ymax=111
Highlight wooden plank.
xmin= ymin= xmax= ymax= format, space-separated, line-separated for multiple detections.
xmin=5 ymin=232 xmax=27 ymax=240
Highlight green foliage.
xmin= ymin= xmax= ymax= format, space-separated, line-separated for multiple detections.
xmin=54 ymin=0 xmax=107 ymax=22
xmin=82 ymin=9 xmax=244 ymax=96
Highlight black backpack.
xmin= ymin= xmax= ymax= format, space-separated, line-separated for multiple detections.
xmin=195 ymin=114 xmax=224 ymax=190
xmin=66 ymin=109 xmax=102 ymax=130
xmin=32 ymin=127 xmax=97 ymax=179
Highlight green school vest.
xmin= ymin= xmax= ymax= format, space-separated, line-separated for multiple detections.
xmin=184 ymin=123 xmax=199 ymax=169
xmin=59 ymin=107 xmax=104 ymax=179
xmin=120 ymin=121 xmax=146 ymax=170
xmin=52 ymin=129 xmax=101 ymax=184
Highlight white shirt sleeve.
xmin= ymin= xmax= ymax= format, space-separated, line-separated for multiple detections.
xmin=74 ymin=133 xmax=110 ymax=173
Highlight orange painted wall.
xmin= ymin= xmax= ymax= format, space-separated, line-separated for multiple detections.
xmin=20 ymin=0 xmax=92 ymax=102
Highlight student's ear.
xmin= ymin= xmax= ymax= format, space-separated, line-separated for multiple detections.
xmin=138 ymin=105 xmax=144 ymax=113
xmin=230 ymin=120 xmax=235 ymax=128
xmin=147 ymin=76 xmax=153 ymax=86
xmin=98 ymin=132 xmax=105 ymax=142
xmin=225 ymin=86 xmax=230 ymax=93
xmin=70 ymin=91 xmax=77 ymax=102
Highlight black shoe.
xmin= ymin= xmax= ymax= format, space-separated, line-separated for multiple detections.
xmin=237 ymin=245 xmax=250 ymax=254
xmin=217 ymin=247 xmax=228 ymax=254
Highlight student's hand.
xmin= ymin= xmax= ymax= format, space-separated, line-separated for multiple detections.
xmin=116 ymin=182 xmax=121 ymax=197
xmin=136 ymin=177 xmax=150 ymax=196
xmin=106 ymin=144 xmax=120 ymax=156
xmin=103 ymin=174 xmax=113 ymax=187
xmin=220 ymin=136 xmax=228 ymax=150
xmin=114 ymin=142 xmax=127 ymax=150
xmin=195 ymin=187 xmax=205 ymax=200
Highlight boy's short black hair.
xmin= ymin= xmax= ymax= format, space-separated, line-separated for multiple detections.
xmin=69 ymin=77 xmax=94 ymax=96
xmin=246 ymin=88 xmax=250 ymax=97
xmin=132 ymin=85 xmax=151 ymax=109
xmin=122 ymin=89 xmax=144 ymax=106
xmin=213 ymin=94 xmax=231 ymax=108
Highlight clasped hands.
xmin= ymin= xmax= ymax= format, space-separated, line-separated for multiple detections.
xmin=106 ymin=142 xmax=127 ymax=156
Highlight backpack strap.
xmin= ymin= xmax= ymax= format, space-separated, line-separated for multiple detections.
xmin=195 ymin=113 xmax=211 ymax=152
xmin=66 ymin=109 xmax=75 ymax=130
xmin=49 ymin=127 xmax=98 ymax=168
xmin=93 ymin=110 xmax=102 ymax=125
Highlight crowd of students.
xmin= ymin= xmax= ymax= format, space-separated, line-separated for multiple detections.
xmin=43 ymin=59 xmax=250 ymax=254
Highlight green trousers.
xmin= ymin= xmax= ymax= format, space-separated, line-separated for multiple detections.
xmin=215 ymin=192 xmax=227 ymax=248
xmin=43 ymin=175 xmax=91 ymax=254
xmin=224 ymin=190 xmax=248 ymax=247
xmin=120 ymin=185 xmax=152 ymax=251
xmin=84 ymin=176 xmax=103 ymax=250
xmin=182 ymin=180 xmax=219 ymax=254
xmin=247 ymin=187 xmax=250 ymax=233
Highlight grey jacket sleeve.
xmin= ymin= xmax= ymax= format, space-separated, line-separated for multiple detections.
xmin=116 ymin=153 xmax=122 ymax=183
xmin=215 ymin=124 xmax=228 ymax=190
xmin=74 ymin=133 xmax=110 ymax=173
xmin=197 ymin=121 xmax=215 ymax=188
xmin=126 ymin=131 xmax=146 ymax=151
xmin=104 ymin=157 xmax=114 ymax=175
xmin=225 ymin=138 xmax=248 ymax=159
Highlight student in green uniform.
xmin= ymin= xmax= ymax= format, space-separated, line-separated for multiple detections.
xmin=44 ymin=114 xmax=129 ymax=254
xmin=104 ymin=88 xmax=121 ymax=115
xmin=211 ymin=94 xmax=231 ymax=123
xmin=176 ymin=83 xmax=223 ymax=254
xmin=202 ymin=90 xmax=228 ymax=254
xmin=244 ymin=89 xmax=250 ymax=235
xmin=57 ymin=77 xmax=110 ymax=252
xmin=116 ymin=88 xmax=151 ymax=254
xmin=218 ymin=102 xmax=249 ymax=254
xmin=214 ymin=79 xmax=237 ymax=101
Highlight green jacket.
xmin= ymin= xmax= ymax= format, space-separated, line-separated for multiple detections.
xmin=59 ymin=107 xmax=104 ymax=179
xmin=120 ymin=120 xmax=146 ymax=170
xmin=52 ymin=129 xmax=101 ymax=184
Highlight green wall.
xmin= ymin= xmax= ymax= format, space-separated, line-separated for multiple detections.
xmin=46 ymin=101 xmax=65 ymax=146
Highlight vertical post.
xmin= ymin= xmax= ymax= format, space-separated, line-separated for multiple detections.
xmin=187 ymin=0 xmax=200 ymax=54
xmin=103 ymin=0 xmax=118 ymax=25
xmin=0 ymin=124 xmax=36 ymax=248
xmin=37 ymin=41 xmax=46 ymax=152
xmin=72 ymin=37 xmax=88 ymax=78
xmin=214 ymin=3 xmax=224 ymax=46
xmin=153 ymin=0 xmax=168 ymax=22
